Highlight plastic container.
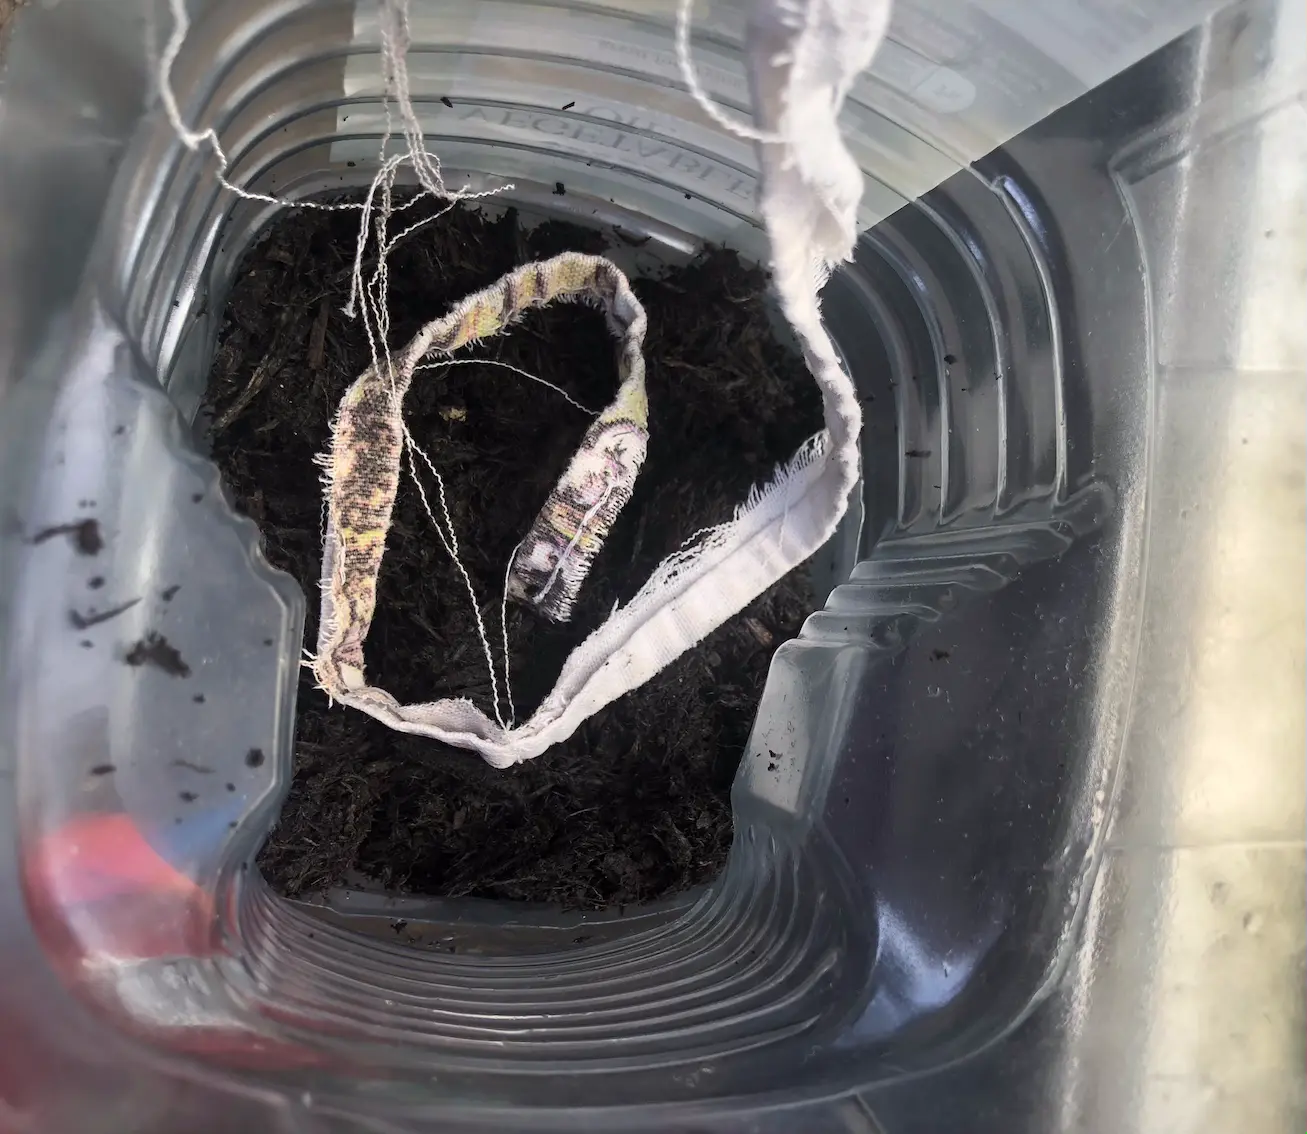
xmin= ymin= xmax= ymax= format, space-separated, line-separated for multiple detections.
xmin=0 ymin=1 xmax=1302 ymax=1131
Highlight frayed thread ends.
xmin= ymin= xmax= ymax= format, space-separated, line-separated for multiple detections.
xmin=310 ymin=378 xmax=396 ymax=708
xmin=506 ymin=363 xmax=649 ymax=624
xmin=737 ymin=430 xmax=828 ymax=520
xmin=508 ymin=467 xmax=639 ymax=623
xmin=308 ymin=534 xmax=355 ymax=704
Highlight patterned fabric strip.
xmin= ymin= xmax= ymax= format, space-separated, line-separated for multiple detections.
xmin=314 ymin=252 xmax=648 ymax=700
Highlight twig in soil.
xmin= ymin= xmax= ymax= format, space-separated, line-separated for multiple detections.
xmin=307 ymin=298 xmax=331 ymax=370
xmin=743 ymin=617 xmax=774 ymax=648
xmin=213 ymin=307 xmax=296 ymax=433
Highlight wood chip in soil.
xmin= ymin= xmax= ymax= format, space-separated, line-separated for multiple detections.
xmin=205 ymin=197 xmax=822 ymax=908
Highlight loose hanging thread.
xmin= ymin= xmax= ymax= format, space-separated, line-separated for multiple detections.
xmin=162 ymin=0 xmax=527 ymax=722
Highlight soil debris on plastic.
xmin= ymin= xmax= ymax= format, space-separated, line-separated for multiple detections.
xmin=124 ymin=631 xmax=192 ymax=677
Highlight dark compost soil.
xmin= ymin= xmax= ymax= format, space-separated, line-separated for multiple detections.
xmin=205 ymin=198 xmax=822 ymax=907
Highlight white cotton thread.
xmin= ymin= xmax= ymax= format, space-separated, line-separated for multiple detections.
xmin=674 ymin=0 xmax=788 ymax=145
xmin=359 ymin=166 xmax=404 ymax=394
xmin=384 ymin=199 xmax=455 ymax=254
xmin=415 ymin=357 xmax=598 ymax=416
xmin=166 ymin=0 xmax=515 ymax=730
xmin=339 ymin=4 xmax=517 ymax=733
xmin=532 ymin=474 xmax=617 ymax=609
xmin=161 ymin=0 xmax=362 ymax=213
xmin=344 ymin=151 xmax=408 ymax=321
xmin=355 ymin=170 xmax=503 ymax=726
xmin=379 ymin=0 xmax=446 ymax=198
xmin=499 ymin=542 xmax=523 ymax=728
xmin=403 ymin=431 xmax=513 ymax=729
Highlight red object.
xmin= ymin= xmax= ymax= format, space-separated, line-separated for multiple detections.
xmin=16 ymin=814 xmax=328 ymax=1072
xmin=22 ymin=813 xmax=215 ymax=962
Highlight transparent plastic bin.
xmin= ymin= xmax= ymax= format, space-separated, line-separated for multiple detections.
xmin=0 ymin=1 xmax=1302 ymax=1132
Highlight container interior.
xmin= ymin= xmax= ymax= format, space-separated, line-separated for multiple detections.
xmin=2 ymin=0 xmax=1296 ymax=1126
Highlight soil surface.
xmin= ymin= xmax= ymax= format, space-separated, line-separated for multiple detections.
xmin=206 ymin=198 xmax=821 ymax=907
